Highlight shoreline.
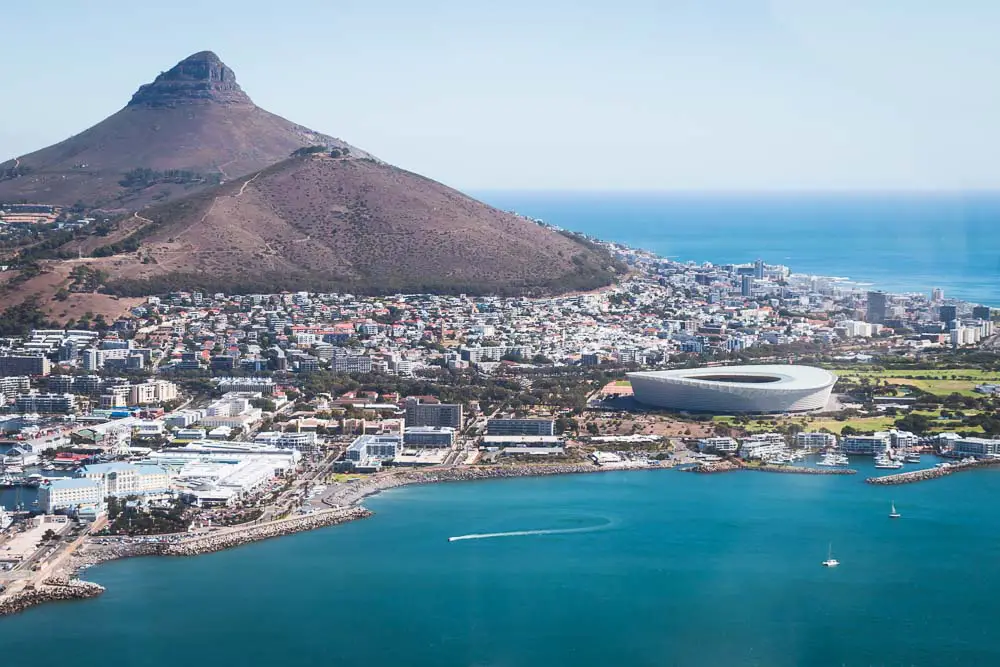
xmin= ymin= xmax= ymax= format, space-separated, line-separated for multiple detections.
xmin=0 ymin=462 xmax=663 ymax=618
xmin=2 ymin=454 xmax=981 ymax=618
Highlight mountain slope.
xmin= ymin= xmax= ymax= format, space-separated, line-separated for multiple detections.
xmin=98 ymin=153 xmax=620 ymax=296
xmin=0 ymin=51 xmax=361 ymax=210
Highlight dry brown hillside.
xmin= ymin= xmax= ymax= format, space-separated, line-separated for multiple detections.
xmin=96 ymin=154 xmax=621 ymax=297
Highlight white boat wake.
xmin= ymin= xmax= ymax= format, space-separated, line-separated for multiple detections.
xmin=448 ymin=519 xmax=613 ymax=542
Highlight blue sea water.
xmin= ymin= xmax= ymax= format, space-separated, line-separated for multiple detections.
xmin=478 ymin=192 xmax=1000 ymax=306
xmin=4 ymin=460 xmax=1000 ymax=667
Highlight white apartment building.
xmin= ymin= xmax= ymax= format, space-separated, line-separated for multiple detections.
xmin=952 ymin=437 xmax=1000 ymax=458
xmin=696 ymin=437 xmax=738 ymax=454
xmin=738 ymin=434 xmax=787 ymax=460
xmin=841 ymin=432 xmax=892 ymax=455
xmin=78 ymin=462 xmax=171 ymax=497
xmin=38 ymin=478 xmax=104 ymax=513
xmin=254 ymin=430 xmax=318 ymax=452
xmin=792 ymin=432 xmax=837 ymax=450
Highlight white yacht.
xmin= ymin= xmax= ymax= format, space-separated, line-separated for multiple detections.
xmin=889 ymin=501 xmax=901 ymax=519
xmin=0 ymin=507 xmax=12 ymax=531
xmin=822 ymin=543 xmax=839 ymax=567
xmin=817 ymin=451 xmax=850 ymax=467
xmin=874 ymin=454 xmax=903 ymax=469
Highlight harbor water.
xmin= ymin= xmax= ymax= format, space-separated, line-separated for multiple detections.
xmin=1 ymin=459 xmax=998 ymax=667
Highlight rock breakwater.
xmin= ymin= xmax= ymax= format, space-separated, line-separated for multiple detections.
xmin=866 ymin=459 xmax=1000 ymax=485
xmin=0 ymin=579 xmax=105 ymax=617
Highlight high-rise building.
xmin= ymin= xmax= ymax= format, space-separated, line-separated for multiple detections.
xmin=939 ymin=305 xmax=958 ymax=324
xmin=82 ymin=348 xmax=103 ymax=371
xmin=753 ymin=258 xmax=765 ymax=279
xmin=931 ymin=288 xmax=944 ymax=303
xmin=973 ymin=306 xmax=992 ymax=320
xmin=741 ymin=275 xmax=753 ymax=297
xmin=866 ymin=291 xmax=887 ymax=324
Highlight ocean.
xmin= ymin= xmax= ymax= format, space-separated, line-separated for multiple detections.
xmin=4 ymin=459 xmax=1000 ymax=667
xmin=478 ymin=192 xmax=1000 ymax=306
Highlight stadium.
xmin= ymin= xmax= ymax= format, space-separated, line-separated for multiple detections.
xmin=627 ymin=365 xmax=837 ymax=414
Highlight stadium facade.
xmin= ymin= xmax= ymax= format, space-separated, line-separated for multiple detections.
xmin=628 ymin=365 xmax=837 ymax=414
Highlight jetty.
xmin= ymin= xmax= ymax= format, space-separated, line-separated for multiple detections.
xmin=748 ymin=464 xmax=856 ymax=476
xmin=0 ymin=578 xmax=104 ymax=617
xmin=682 ymin=461 xmax=856 ymax=475
xmin=866 ymin=459 xmax=1000 ymax=485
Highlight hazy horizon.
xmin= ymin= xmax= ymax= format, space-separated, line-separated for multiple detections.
xmin=3 ymin=0 xmax=1000 ymax=192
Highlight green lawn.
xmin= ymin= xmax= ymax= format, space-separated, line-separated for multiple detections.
xmin=809 ymin=416 xmax=898 ymax=434
xmin=614 ymin=380 xmax=632 ymax=386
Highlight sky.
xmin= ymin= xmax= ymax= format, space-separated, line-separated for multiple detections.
xmin=2 ymin=0 xmax=999 ymax=191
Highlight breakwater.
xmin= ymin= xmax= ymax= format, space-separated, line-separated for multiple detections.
xmin=0 ymin=579 xmax=105 ymax=617
xmin=867 ymin=459 xmax=1000 ymax=485
xmin=680 ymin=461 xmax=856 ymax=475
xmin=75 ymin=507 xmax=373 ymax=567
xmin=749 ymin=464 xmax=856 ymax=476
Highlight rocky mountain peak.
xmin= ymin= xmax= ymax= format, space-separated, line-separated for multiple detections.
xmin=127 ymin=51 xmax=252 ymax=108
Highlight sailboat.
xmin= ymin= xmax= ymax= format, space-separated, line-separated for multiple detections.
xmin=822 ymin=543 xmax=839 ymax=567
xmin=889 ymin=501 xmax=901 ymax=519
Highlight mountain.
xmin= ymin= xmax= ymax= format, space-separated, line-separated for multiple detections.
xmin=0 ymin=51 xmax=362 ymax=209
xmin=92 ymin=153 xmax=620 ymax=297
xmin=0 ymin=51 xmax=621 ymax=313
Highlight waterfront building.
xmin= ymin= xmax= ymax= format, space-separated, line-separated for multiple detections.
xmin=254 ymin=430 xmax=318 ymax=452
xmin=888 ymin=429 xmax=918 ymax=449
xmin=78 ymin=462 xmax=171 ymax=498
xmin=346 ymin=434 xmax=402 ymax=470
xmin=487 ymin=418 xmax=556 ymax=436
xmin=403 ymin=426 xmax=456 ymax=447
xmin=951 ymin=437 xmax=1000 ymax=458
xmin=404 ymin=398 xmax=463 ymax=429
xmin=14 ymin=392 xmax=75 ymax=414
xmin=38 ymin=478 xmax=104 ymax=513
xmin=792 ymin=432 xmax=837 ymax=450
xmin=841 ymin=432 xmax=892 ymax=456
xmin=696 ymin=437 xmax=738 ymax=454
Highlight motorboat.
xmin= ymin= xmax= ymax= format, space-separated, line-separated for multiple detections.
xmin=904 ymin=453 xmax=921 ymax=464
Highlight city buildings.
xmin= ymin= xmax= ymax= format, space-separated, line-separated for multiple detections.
xmin=487 ymin=418 xmax=556 ymax=436
xmin=38 ymin=478 xmax=104 ymax=513
xmin=792 ymin=432 xmax=837 ymax=450
xmin=841 ymin=432 xmax=892 ymax=455
xmin=77 ymin=462 xmax=171 ymax=498
xmin=14 ymin=392 xmax=75 ymax=413
xmin=404 ymin=398 xmax=463 ymax=429
xmin=0 ymin=355 xmax=50 ymax=377
xmin=403 ymin=426 xmax=456 ymax=447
